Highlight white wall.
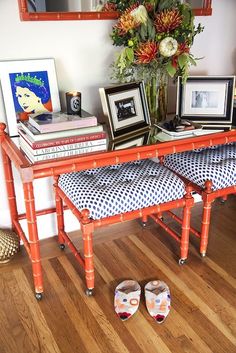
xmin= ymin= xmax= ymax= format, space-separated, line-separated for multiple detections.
xmin=0 ymin=0 xmax=235 ymax=238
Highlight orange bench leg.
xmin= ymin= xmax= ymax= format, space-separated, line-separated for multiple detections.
xmin=81 ymin=210 xmax=94 ymax=296
xmin=200 ymin=200 xmax=212 ymax=257
xmin=54 ymin=176 xmax=65 ymax=248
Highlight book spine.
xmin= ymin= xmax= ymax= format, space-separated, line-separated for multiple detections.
xmin=18 ymin=121 xmax=104 ymax=141
xmin=23 ymin=144 xmax=107 ymax=162
xmin=29 ymin=116 xmax=98 ymax=133
xmin=20 ymin=138 xmax=107 ymax=155
xmin=18 ymin=128 xmax=106 ymax=148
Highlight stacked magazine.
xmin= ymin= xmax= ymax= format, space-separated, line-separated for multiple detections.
xmin=18 ymin=110 xmax=107 ymax=162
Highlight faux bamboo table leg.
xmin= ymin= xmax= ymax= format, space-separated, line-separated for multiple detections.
xmin=81 ymin=210 xmax=94 ymax=296
xmin=179 ymin=186 xmax=194 ymax=265
xmin=2 ymin=148 xmax=18 ymax=231
xmin=53 ymin=176 xmax=65 ymax=249
xmin=200 ymin=181 xmax=213 ymax=257
xmin=23 ymin=181 xmax=43 ymax=300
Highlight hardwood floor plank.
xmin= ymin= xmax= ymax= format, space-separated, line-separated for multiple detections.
xmin=58 ymin=255 xmax=133 ymax=353
xmin=129 ymin=234 xmax=236 ymax=350
xmin=0 ymin=197 xmax=235 ymax=353
xmin=13 ymin=268 xmax=61 ymax=353
xmin=95 ymin=238 xmax=214 ymax=353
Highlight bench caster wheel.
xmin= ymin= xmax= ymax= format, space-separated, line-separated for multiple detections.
xmin=142 ymin=222 xmax=147 ymax=228
xmin=86 ymin=288 xmax=93 ymax=296
xmin=201 ymin=252 xmax=206 ymax=258
xmin=179 ymin=258 xmax=186 ymax=266
xmin=35 ymin=293 xmax=43 ymax=301
xmin=59 ymin=244 xmax=65 ymax=250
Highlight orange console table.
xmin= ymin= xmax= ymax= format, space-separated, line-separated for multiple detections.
xmin=1 ymin=122 xmax=236 ymax=299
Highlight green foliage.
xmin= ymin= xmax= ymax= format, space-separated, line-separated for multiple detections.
xmin=108 ymin=0 xmax=204 ymax=83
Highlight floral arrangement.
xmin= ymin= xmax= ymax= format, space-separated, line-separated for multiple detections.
xmin=103 ymin=0 xmax=203 ymax=83
xmin=101 ymin=0 xmax=203 ymax=122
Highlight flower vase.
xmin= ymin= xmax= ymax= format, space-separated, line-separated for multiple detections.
xmin=143 ymin=71 xmax=168 ymax=126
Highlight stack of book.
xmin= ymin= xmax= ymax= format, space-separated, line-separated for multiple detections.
xmin=18 ymin=110 xmax=107 ymax=162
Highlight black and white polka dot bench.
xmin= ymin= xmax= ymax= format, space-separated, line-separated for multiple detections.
xmin=164 ymin=143 xmax=236 ymax=257
xmin=55 ymin=159 xmax=194 ymax=295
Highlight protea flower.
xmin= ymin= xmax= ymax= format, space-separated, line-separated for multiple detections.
xmin=130 ymin=5 xmax=148 ymax=24
xmin=114 ymin=4 xmax=141 ymax=35
xmin=159 ymin=37 xmax=178 ymax=57
xmin=135 ymin=41 xmax=158 ymax=64
xmin=154 ymin=9 xmax=182 ymax=33
xmin=102 ymin=3 xmax=117 ymax=12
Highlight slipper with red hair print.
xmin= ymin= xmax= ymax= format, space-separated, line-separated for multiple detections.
xmin=114 ymin=280 xmax=141 ymax=321
xmin=145 ymin=280 xmax=171 ymax=323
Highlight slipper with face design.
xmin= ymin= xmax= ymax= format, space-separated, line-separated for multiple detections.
xmin=145 ymin=280 xmax=171 ymax=323
xmin=114 ymin=280 xmax=141 ymax=321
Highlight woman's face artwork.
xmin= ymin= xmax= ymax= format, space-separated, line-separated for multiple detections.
xmin=15 ymin=86 xmax=44 ymax=113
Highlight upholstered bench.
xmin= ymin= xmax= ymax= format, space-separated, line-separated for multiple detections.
xmin=164 ymin=143 xmax=236 ymax=256
xmin=54 ymin=159 xmax=194 ymax=295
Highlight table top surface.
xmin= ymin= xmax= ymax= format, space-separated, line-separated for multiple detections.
xmin=1 ymin=125 xmax=236 ymax=181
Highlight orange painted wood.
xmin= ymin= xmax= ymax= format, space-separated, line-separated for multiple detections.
xmin=23 ymin=181 xmax=43 ymax=294
xmin=17 ymin=0 xmax=212 ymax=21
xmin=1 ymin=120 xmax=235 ymax=297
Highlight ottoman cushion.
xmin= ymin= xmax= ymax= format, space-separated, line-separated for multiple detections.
xmin=164 ymin=143 xmax=236 ymax=191
xmin=58 ymin=159 xmax=186 ymax=220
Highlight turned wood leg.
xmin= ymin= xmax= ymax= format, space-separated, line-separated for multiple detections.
xmin=53 ymin=176 xmax=65 ymax=249
xmin=23 ymin=181 xmax=43 ymax=299
xmin=81 ymin=210 xmax=94 ymax=295
xmin=200 ymin=200 xmax=212 ymax=257
xmin=180 ymin=186 xmax=193 ymax=264
xmin=2 ymin=149 xmax=18 ymax=230
xmin=142 ymin=215 xmax=148 ymax=227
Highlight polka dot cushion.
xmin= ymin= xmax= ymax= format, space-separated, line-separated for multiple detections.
xmin=164 ymin=143 xmax=236 ymax=191
xmin=58 ymin=159 xmax=186 ymax=220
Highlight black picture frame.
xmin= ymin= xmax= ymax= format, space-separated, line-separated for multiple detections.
xmin=108 ymin=130 xmax=150 ymax=151
xmin=99 ymin=81 xmax=150 ymax=139
xmin=177 ymin=76 xmax=235 ymax=127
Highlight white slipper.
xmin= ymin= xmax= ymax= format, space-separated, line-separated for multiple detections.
xmin=145 ymin=280 xmax=171 ymax=323
xmin=114 ymin=280 xmax=141 ymax=321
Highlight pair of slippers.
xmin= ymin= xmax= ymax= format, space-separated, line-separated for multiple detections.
xmin=114 ymin=280 xmax=171 ymax=323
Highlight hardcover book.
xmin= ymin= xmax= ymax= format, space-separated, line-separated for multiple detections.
xmin=29 ymin=110 xmax=97 ymax=133
xmin=20 ymin=143 xmax=107 ymax=163
xmin=19 ymin=136 xmax=107 ymax=155
xmin=18 ymin=120 xmax=104 ymax=141
xmin=18 ymin=127 xmax=107 ymax=149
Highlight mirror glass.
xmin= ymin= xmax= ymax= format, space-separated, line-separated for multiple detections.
xmin=19 ymin=0 xmax=212 ymax=21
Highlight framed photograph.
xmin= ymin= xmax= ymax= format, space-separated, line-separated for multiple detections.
xmin=108 ymin=130 xmax=150 ymax=150
xmin=99 ymin=81 xmax=150 ymax=139
xmin=176 ymin=76 xmax=235 ymax=126
xmin=0 ymin=58 xmax=61 ymax=137
xmin=27 ymin=0 xmax=46 ymax=12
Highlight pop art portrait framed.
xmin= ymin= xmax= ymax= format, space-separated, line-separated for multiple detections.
xmin=0 ymin=58 xmax=61 ymax=136
xmin=99 ymin=81 xmax=150 ymax=139
xmin=177 ymin=76 xmax=235 ymax=127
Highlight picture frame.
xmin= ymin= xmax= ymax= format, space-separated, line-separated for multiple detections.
xmin=99 ymin=81 xmax=150 ymax=140
xmin=0 ymin=58 xmax=61 ymax=137
xmin=108 ymin=130 xmax=150 ymax=150
xmin=176 ymin=76 xmax=235 ymax=127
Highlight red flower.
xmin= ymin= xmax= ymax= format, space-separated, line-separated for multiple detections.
xmin=155 ymin=9 xmax=182 ymax=33
xmin=102 ymin=3 xmax=117 ymax=12
xmin=135 ymin=41 xmax=158 ymax=64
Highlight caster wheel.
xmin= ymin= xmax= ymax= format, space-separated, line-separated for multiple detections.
xmin=59 ymin=244 xmax=65 ymax=250
xmin=85 ymin=288 xmax=93 ymax=296
xmin=142 ymin=222 xmax=147 ymax=228
xmin=178 ymin=258 xmax=186 ymax=266
xmin=220 ymin=199 xmax=226 ymax=204
xmin=159 ymin=217 xmax=164 ymax=221
xmin=201 ymin=252 xmax=206 ymax=258
xmin=35 ymin=293 xmax=43 ymax=301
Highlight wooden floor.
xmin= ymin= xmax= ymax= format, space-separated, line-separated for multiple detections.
xmin=0 ymin=196 xmax=236 ymax=353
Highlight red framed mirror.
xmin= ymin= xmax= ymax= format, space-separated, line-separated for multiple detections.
xmin=18 ymin=0 xmax=212 ymax=21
